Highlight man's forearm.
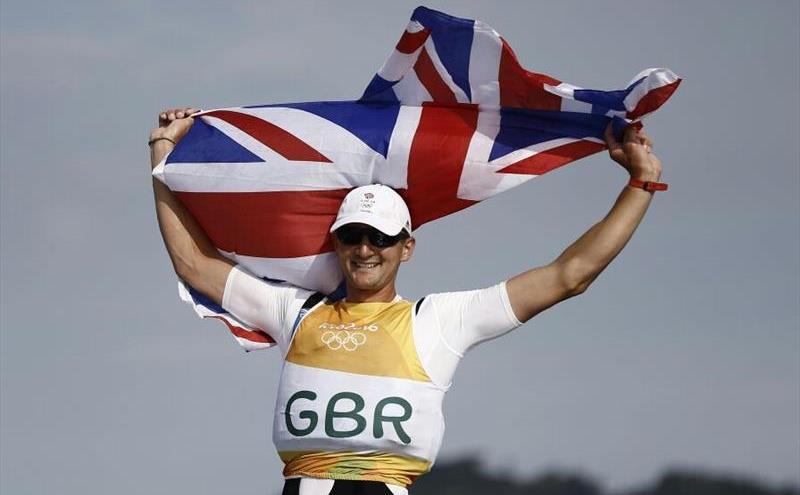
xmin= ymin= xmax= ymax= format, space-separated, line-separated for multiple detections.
xmin=149 ymin=135 xmax=233 ymax=304
xmin=506 ymin=125 xmax=664 ymax=323
xmin=556 ymin=183 xmax=655 ymax=293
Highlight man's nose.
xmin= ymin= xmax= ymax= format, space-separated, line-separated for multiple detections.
xmin=356 ymin=236 xmax=375 ymax=254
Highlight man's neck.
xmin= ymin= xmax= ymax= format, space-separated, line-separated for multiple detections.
xmin=344 ymin=284 xmax=398 ymax=303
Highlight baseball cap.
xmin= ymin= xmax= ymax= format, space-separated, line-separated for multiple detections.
xmin=329 ymin=184 xmax=412 ymax=236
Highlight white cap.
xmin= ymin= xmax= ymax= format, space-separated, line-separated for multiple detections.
xmin=330 ymin=184 xmax=412 ymax=236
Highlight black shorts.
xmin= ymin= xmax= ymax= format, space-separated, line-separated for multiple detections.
xmin=282 ymin=478 xmax=408 ymax=495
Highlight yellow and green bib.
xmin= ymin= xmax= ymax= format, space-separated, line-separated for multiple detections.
xmin=272 ymin=299 xmax=446 ymax=487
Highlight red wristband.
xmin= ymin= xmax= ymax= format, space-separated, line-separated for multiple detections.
xmin=628 ymin=177 xmax=668 ymax=192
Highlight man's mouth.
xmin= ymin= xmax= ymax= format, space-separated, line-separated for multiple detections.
xmin=351 ymin=260 xmax=380 ymax=269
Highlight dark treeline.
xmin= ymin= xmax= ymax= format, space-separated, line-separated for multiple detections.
xmin=411 ymin=457 xmax=800 ymax=495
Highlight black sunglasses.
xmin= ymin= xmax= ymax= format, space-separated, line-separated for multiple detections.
xmin=334 ymin=225 xmax=409 ymax=248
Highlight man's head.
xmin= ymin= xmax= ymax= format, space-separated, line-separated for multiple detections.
xmin=330 ymin=185 xmax=415 ymax=300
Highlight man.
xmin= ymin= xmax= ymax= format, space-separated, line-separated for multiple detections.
xmin=149 ymin=106 xmax=664 ymax=495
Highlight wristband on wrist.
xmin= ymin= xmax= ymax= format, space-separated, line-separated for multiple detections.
xmin=148 ymin=136 xmax=176 ymax=147
xmin=628 ymin=177 xmax=668 ymax=192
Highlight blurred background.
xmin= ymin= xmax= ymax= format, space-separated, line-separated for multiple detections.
xmin=1 ymin=1 xmax=798 ymax=494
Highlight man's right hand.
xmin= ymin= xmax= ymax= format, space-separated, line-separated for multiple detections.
xmin=150 ymin=107 xmax=200 ymax=144
xmin=149 ymin=105 xmax=234 ymax=307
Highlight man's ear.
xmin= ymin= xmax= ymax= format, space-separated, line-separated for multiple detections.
xmin=400 ymin=237 xmax=415 ymax=262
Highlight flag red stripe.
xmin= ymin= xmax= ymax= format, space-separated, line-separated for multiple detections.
xmin=413 ymin=49 xmax=458 ymax=104
xmin=497 ymin=139 xmax=606 ymax=175
xmin=498 ymin=39 xmax=562 ymax=111
xmin=395 ymin=28 xmax=430 ymax=54
xmin=208 ymin=316 xmax=276 ymax=345
xmin=204 ymin=110 xmax=332 ymax=163
xmin=402 ymin=104 xmax=477 ymax=228
xmin=175 ymin=189 xmax=349 ymax=258
xmin=626 ymin=79 xmax=682 ymax=120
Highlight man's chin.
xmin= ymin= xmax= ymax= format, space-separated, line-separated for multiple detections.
xmin=350 ymin=281 xmax=380 ymax=291
xmin=346 ymin=274 xmax=383 ymax=291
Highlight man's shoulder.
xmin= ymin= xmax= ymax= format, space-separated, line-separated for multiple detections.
xmin=415 ymin=282 xmax=511 ymax=312
xmin=227 ymin=266 xmax=319 ymax=304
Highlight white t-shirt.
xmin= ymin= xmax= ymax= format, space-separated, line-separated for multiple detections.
xmin=221 ymin=266 xmax=522 ymax=387
xmin=220 ymin=266 xmax=522 ymax=486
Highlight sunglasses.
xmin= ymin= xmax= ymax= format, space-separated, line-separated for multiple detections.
xmin=334 ymin=225 xmax=409 ymax=248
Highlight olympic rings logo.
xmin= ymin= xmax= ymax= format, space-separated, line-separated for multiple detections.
xmin=321 ymin=330 xmax=367 ymax=351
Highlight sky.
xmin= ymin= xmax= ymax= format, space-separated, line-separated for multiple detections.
xmin=1 ymin=1 xmax=798 ymax=494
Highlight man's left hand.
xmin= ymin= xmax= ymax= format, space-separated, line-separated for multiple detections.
xmin=604 ymin=123 xmax=662 ymax=182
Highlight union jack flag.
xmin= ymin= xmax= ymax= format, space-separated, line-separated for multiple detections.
xmin=154 ymin=6 xmax=680 ymax=350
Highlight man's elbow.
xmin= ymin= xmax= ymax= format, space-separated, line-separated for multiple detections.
xmin=558 ymin=259 xmax=594 ymax=298
xmin=170 ymin=252 xmax=202 ymax=286
xmin=568 ymin=280 xmax=591 ymax=297
xmin=562 ymin=278 xmax=590 ymax=299
xmin=173 ymin=263 xmax=192 ymax=283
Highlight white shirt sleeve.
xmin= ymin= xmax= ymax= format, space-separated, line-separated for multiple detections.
xmin=429 ymin=281 xmax=522 ymax=354
xmin=221 ymin=266 xmax=315 ymax=353
xmin=412 ymin=281 xmax=522 ymax=387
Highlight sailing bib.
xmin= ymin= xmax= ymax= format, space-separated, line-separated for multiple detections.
xmin=273 ymin=299 xmax=446 ymax=486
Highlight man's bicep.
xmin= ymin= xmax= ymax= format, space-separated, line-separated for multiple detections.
xmin=183 ymin=257 xmax=235 ymax=307
xmin=506 ymin=262 xmax=575 ymax=323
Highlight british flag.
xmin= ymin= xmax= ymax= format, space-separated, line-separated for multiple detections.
xmin=154 ymin=6 xmax=680 ymax=350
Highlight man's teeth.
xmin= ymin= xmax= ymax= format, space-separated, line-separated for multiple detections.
xmin=353 ymin=261 xmax=379 ymax=268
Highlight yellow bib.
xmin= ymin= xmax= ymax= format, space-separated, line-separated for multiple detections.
xmin=273 ymin=299 xmax=445 ymax=487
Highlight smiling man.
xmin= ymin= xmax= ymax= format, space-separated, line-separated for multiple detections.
xmin=329 ymin=186 xmax=415 ymax=302
xmin=149 ymin=107 xmax=666 ymax=495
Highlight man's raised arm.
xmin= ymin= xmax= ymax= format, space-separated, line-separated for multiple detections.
xmin=149 ymin=107 xmax=234 ymax=306
xmin=506 ymin=124 xmax=664 ymax=323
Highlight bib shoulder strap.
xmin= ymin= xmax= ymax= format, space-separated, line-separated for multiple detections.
xmin=290 ymin=292 xmax=326 ymax=336
xmin=302 ymin=291 xmax=326 ymax=312
xmin=414 ymin=297 xmax=426 ymax=315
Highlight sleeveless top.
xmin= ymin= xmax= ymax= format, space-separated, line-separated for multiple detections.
xmin=273 ymin=298 xmax=446 ymax=487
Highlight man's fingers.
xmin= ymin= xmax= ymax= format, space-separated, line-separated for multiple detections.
xmin=623 ymin=125 xmax=640 ymax=144
xmin=643 ymin=138 xmax=653 ymax=154
xmin=175 ymin=108 xmax=199 ymax=121
xmin=640 ymin=132 xmax=654 ymax=150
xmin=167 ymin=107 xmax=198 ymax=118
xmin=604 ymin=122 xmax=622 ymax=150
xmin=158 ymin=107 xmax=199 ymax=127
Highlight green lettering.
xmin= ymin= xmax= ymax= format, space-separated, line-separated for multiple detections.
xmin=325 ymin=392 xmax=366 ymax=438
xmin=373 ymin=396 xmax=412 ymax=444
xmin=285 ymin=390 xmax=317 ymax=437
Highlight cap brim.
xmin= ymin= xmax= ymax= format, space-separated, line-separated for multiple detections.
xmin=330 ymin=212 xmax=405 ymax=236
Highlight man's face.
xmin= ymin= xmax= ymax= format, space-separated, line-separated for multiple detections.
xmin=333 ymin=223 xmax=415 ymax=294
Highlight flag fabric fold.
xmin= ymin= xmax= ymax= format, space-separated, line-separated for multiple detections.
xmin=155 ymin=6 xmax=680 ymax=350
